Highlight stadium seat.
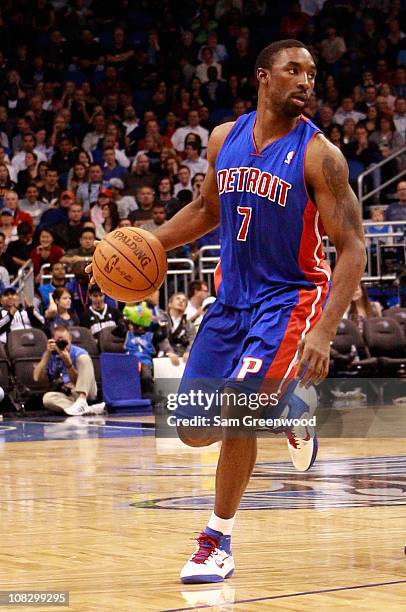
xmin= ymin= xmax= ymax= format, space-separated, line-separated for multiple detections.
xmin=98 ymin=327 xmax=125 ymax=353
xmin=0 ymin=342 xmax=10 ymax=392
xmin=382 ymin=308 xmax=406 ymax=337
xmin=100 ymin=353 xmax=151 ymax=411
xmin=330 ymin=319 xmax=377 ymax=376
xmin=7 ymin=329 xmax=50 ymax=395
xmin=70 ymin=327 xmax=101 ymax=386
xmin=363 ymin=317 xmax=406 ymax=375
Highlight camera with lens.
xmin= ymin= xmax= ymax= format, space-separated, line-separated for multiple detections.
xmin=55 ymin=338 xmax=68 ymax=351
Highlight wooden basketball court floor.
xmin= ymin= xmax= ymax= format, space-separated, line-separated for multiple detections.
xmin=0 ymin=411 xmax=405 ymax=611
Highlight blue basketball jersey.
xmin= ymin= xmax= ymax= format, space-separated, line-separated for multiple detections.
xmin=214 ymin=111 xmax=331 ymax=309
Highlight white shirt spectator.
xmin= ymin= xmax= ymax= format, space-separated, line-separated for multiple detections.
xmin=394 ymin=112 xmax=406 ymax=138
xmin=195 ymin=60 xmax=222 ymax=84
xmin=333 ymin=109 xmax=366 ymax=125
xmin=174 ymin=181 xmax=192 ymax=196
xmin=171 ymin=124 xmax=209 ymax=153
xmin=0 ymin=266 xmax=10 ymax=287
xmin=183 ymin=157 xmax=209 ymax=177
xmin=19 ymin=198 xmax=50 ymax=226
xmin=115 ymin=195 xmax=138 ymax=219
xmin=11 ymin=149 xmax=47 ymax=173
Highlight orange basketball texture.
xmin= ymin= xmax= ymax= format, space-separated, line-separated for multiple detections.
xmin=92 ymin=227 xmax=167 ymax=302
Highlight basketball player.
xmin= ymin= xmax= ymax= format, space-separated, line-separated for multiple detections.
xmin=88 ymin=40 xmax=366 ymax=583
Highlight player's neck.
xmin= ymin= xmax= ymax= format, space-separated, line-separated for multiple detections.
xmin=254 ymin=102 xmax=300 ymax=150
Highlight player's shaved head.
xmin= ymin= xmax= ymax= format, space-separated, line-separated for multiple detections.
xmin=255 ymin=39 xmax=313 ymax=76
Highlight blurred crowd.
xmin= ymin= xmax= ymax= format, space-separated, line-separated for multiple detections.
xmin=0 ymin=0 xmax=405 ymax=408
xmin=0 ymin=1 xmax=405 ymax=357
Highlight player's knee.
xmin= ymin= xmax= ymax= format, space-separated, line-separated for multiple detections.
xmin=177 ymin=424 xmax=218 ymax=447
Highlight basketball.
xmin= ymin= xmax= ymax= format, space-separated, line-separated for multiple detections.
xmin=92 ymin=226 xmax=167 ymax=303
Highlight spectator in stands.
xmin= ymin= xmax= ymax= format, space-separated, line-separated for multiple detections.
xmin=126 ymin=154 xmax=157 ymax=195
xmin=185 ymin=279 xmax=210 ymax=326
xmin=82 ymin=114 xmax=106 ymax=153
xmin=0 ymin=286 xmax=45 ymax=343
xmin=393 ymin=97 xmax=406 ymax=138
xmin=0 ymin=232 xmax=13 ymax=274
xmin=102 ymin=146 xmax=128 ymax=182
xmin=11 ymin=132 xmax=46 ymax=173
xmin=367 ymin=206 xmax=391 ymax=248
xmin=0 ymin=164 xmax=17 ymax=206
xmin=95 ymin=201 xmax=119 ymax=239
xmin=5 ymin=221 xmax=33 ymax=276
xmin=4 ymin=190 xmax=33 ymax=228
xmin=342 ymin=124 xmax=382 ymax=191
xmin=0 ymin=209 xmax=18 ymax=246
xmin=88 ymin=187 xmax=110 ymax=225
xmin=122 ymin=303 xmax=155 ymax=399
xmin=157 ymin=177 xmax=173 ymax=204
xmin=342 ymin=117 xmax=356 ymax=145
xmin=333 ymin=96 xmax=366 ymax=126
xmin=385 ymin=180 xmax=406 ymax=222
xmin=19 ymin=185 xmax=49 ymax=227
xmin=320 ymin=26 xmax=346 ymax=69
xmin=39 ymin=261 xmax=66 ymax=310
xmin=31 ymin=228 xmax=64 ymax=279
xmin=67 ymin=161 xmax=88 ymax=194
xmin=109 ymin=178 xmax=137 ymax=220
xmin=34 ymin=324 xmax=105 ymax=415
xmin=171 ymin=110 xmax=209 ymax=154
xmin=44 ymin=287 xmax=79 ymax=333
xmin=192 ymin=173 xmax=205 ymax=199
xmin=16 ymin=152 xmax=39 ymax=196
xmin=80 ymin=285 xmax=125 ymax=338
xmin=166 ymin=292 xmax=195 ymax=361
xmin=61 ymin=201 xmax=84 ymax=250
xmin=39 ymin=167 xmax=61 ymax=207
xmin=345 ymin=283 xmax=382 ymax=330
xmin=142 ymin=203 xmax=167 ymax=233
xmin=183 ymin=141 xmax=209 ymax=177
xmin=129 ymin=186 xmax=155 ymax=226
xmin=196 ymin=47 xmax=222 ymax=84
xmin=174 ymin=166 xmax=192 ymax=196
xmin=62 ymin=227 xmax=96 ymax=267
xmin=76 ymin=163 xmax=106 ymax=212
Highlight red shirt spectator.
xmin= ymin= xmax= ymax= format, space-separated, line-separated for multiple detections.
xmin=31 ymin=228 xmax=64 ymax=277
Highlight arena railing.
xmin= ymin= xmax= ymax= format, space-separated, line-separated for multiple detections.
xmin=198 ymin=221 xmax=406 ymax=285
xmin=357 ymin=145 xmax=406 ymax=208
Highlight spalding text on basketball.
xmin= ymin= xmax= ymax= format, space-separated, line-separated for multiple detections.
xmin=112 ymin=230 xmax=153 ymax=269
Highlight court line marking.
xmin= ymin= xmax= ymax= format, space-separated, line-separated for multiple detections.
xmin=163 ymin=578 xmax=406 ymax=611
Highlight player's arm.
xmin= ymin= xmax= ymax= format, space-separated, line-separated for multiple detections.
xmin=297 ymin=135 xmax=366 ymax=386
xmin=153 ymin=122 xmax=234 ymax=251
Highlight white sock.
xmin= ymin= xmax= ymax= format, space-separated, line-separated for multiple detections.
xmin=207 ymin=512 xmax=235 ymax=535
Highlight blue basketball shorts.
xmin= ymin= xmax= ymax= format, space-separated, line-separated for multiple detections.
xmin=174 ymin=284 xmax=329 ymax=421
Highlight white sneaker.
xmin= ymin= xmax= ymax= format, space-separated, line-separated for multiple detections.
xmin=285 ymin=385 xmax=318 ymax=472
xmin=87 ymin=402 xmax=106 ymax=415
xmin=64 ymin=396 xmax=90 ymax=416
xmin=180 ymin=530 xmax=234 ymax=584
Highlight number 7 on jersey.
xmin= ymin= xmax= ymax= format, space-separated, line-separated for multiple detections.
xmin=236 ymin=206 xmax=252 ymax=241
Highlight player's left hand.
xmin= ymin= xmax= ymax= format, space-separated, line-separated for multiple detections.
xmin=84 ymin=240 xmax=100 ymax=285
xmin=295 ymin=327 xmax=331 ymax=387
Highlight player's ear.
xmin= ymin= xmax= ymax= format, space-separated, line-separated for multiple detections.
xmin=256 ymin=67 xmax=269 ymax=85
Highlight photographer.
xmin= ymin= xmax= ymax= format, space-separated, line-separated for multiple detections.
xmin=33 ymin=325 xmax=105 ymax=416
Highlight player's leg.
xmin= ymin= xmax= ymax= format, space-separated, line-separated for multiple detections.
xmin=233 ymin=285 xmax=329 ymax=472
xmin=179 ymin=305 xmax=255 ymax=583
